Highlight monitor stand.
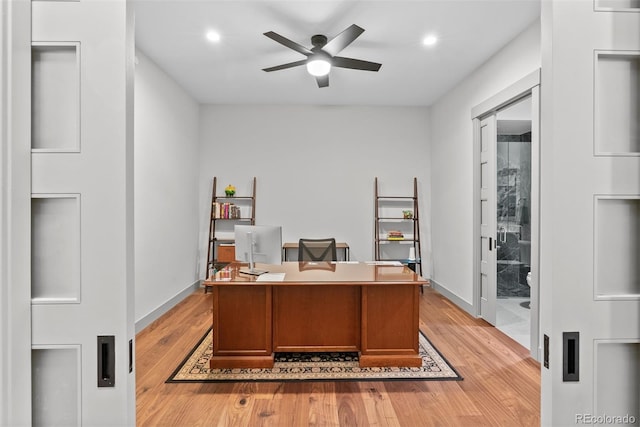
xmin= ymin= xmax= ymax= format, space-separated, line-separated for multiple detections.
xmin=239 ymin=242 xmax=268 ymax=275
xmin=239 ymin=266 xmax=268 ymax=276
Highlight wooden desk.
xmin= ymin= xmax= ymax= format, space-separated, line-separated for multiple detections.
xmin=203 ymin=262 xmax=428 ymax=369
xmin=282 ymin=242 xmax=350 ymax=261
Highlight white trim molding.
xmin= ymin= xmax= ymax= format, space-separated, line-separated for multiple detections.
xmin=1 ymin=0 xmax=33 ymax=424
xmin=471 ymin=69 xmax=541 ymax=119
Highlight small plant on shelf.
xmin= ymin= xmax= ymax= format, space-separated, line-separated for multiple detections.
xmin=224 ymin=184 xmax=236 ymax=196
xmin=402 ymin=210 xmax=413 ymax=219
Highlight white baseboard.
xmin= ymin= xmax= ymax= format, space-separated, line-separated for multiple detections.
xmin=429 ymin=279 xmax=477 ymax=317
xmin=135 ymin=280 xmax=202 ymax=333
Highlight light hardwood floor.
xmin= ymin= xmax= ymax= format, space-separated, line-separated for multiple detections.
xmin=136 ymin=286 xmax=540 ymax=426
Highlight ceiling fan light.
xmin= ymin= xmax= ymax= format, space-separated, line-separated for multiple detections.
xmin=306 ymin=59 xmax=331 ymax=77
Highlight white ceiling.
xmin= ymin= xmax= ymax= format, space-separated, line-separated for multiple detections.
xmin=133 ymin=0 xmax=540 ymax=107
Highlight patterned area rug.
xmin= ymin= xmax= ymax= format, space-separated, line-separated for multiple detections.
xmin=167 ymin=329 xmax=462 ymax=383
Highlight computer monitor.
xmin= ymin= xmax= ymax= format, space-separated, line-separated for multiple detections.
xmin=234 ymin=225 xmax=282 ymax=275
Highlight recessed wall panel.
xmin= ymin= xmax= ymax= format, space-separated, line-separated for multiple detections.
xmin=481 ymin=125 xmax=489 ymax=153
xmin=481 ymin=163 xmax=488 ymax=190
xmin=31 ymin=43 xmax=80 ymax=151
xmin=31 ymin=195 xmax=81 ymax=302
xmin=595 ymin=52 xmax=640 ymax=155
xmin=595 ymin=197 xmax=640 ymax=298
xmin=32 ymin=347 xmax=80 ymax=427
xmin=595 ymin=0 xmax=640 ymax=10
xmin=481 ymin=200 xmax=488 ymax=225
xmin=481 ymin=237 xmax=488 ymax=262
xmin=595 ymin=341 xmax=640 ymax=422
xmin=481 ymin=274 xmax=488 ymax=299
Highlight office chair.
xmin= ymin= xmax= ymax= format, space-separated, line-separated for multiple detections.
xmin=298 ymin=261 xmax=337 ymax=272
xmin=298 ymin=238 xmax=337 ymax=262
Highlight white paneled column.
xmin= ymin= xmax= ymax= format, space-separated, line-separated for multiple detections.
xmin=1 ymin=0 xmax=33 ymax=424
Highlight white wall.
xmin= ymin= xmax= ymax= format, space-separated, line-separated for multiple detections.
xmin=198 ymin=105 xmax=431 ymax=276
xmin=428 ymin=19 xmax=541 ymax=307
xmin=134 ymin=50 xmax=200 ymax=328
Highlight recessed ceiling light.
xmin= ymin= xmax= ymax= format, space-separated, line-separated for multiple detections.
xmin=422 ymin=35 xmax=438 ymax=47
xmin=206 ymin=30 xmax=221 ymax=43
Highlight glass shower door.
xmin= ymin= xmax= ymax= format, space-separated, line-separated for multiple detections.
xmin=496 ymin=133 xmax=531 ymax=301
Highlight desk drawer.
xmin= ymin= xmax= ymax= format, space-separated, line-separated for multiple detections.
xmin=273 ymin=285 xmax=360 ymax=352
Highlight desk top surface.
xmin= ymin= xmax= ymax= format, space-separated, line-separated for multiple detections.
xmin=204 ymin=262 xmax=427 ymax=286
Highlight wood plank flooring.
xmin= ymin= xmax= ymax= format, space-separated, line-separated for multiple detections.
xmin=136 ymin=286 xmax=540 ymax=426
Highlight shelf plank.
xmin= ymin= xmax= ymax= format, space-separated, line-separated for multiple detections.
xmin=214 ymin=196 xmax=253 ymax=200
xmin=376 ymin=196 xmax=416 ymax=200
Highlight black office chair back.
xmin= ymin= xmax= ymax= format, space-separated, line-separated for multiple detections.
xmin=298 ymin=238 xmax=337 ymax=262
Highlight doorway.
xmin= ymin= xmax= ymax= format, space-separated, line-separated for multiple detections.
xmin=472 ymin=70 xmax=540 ymax=360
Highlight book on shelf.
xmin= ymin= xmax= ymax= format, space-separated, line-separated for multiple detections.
xmin=386 ymin=230 xmax=404 ymax=240
xmin=212 ymin=202 xmax=241 ymax=219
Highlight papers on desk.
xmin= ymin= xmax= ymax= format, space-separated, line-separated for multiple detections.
xmin=256 ymin=273 xmax=286 ymax=282
xmin=365 ymin=260 xmax=403 ymax=266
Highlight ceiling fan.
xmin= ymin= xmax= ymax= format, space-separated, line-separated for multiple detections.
xmin=262 ymin=24 xmax=382 ymax=88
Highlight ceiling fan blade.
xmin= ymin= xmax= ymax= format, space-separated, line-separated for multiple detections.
xmin=322 ymin=24 xmax=365 ymax=56
xmin=316 ymin=74 xmax=329 ymax=88
xmin=263 ymin=31 xmax=312 ymax=56
xmin=262 ymin=59 xmax=307 ymax=72
xmin=332 ymin=56 xmax=382 ymax=72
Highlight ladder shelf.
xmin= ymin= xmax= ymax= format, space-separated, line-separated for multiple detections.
xmin=374 ymin=177 xmax=422 ymax=277
xmin=206 ymin=177 xmax=256 ymax=277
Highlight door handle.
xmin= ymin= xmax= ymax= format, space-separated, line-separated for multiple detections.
xmin=488 ymin=237 xmax=497 ymax=251
xmin=563 ymin=332 xmax=579 ymax=382
xmin=98 ymin=335 xmax=115 ymax=387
